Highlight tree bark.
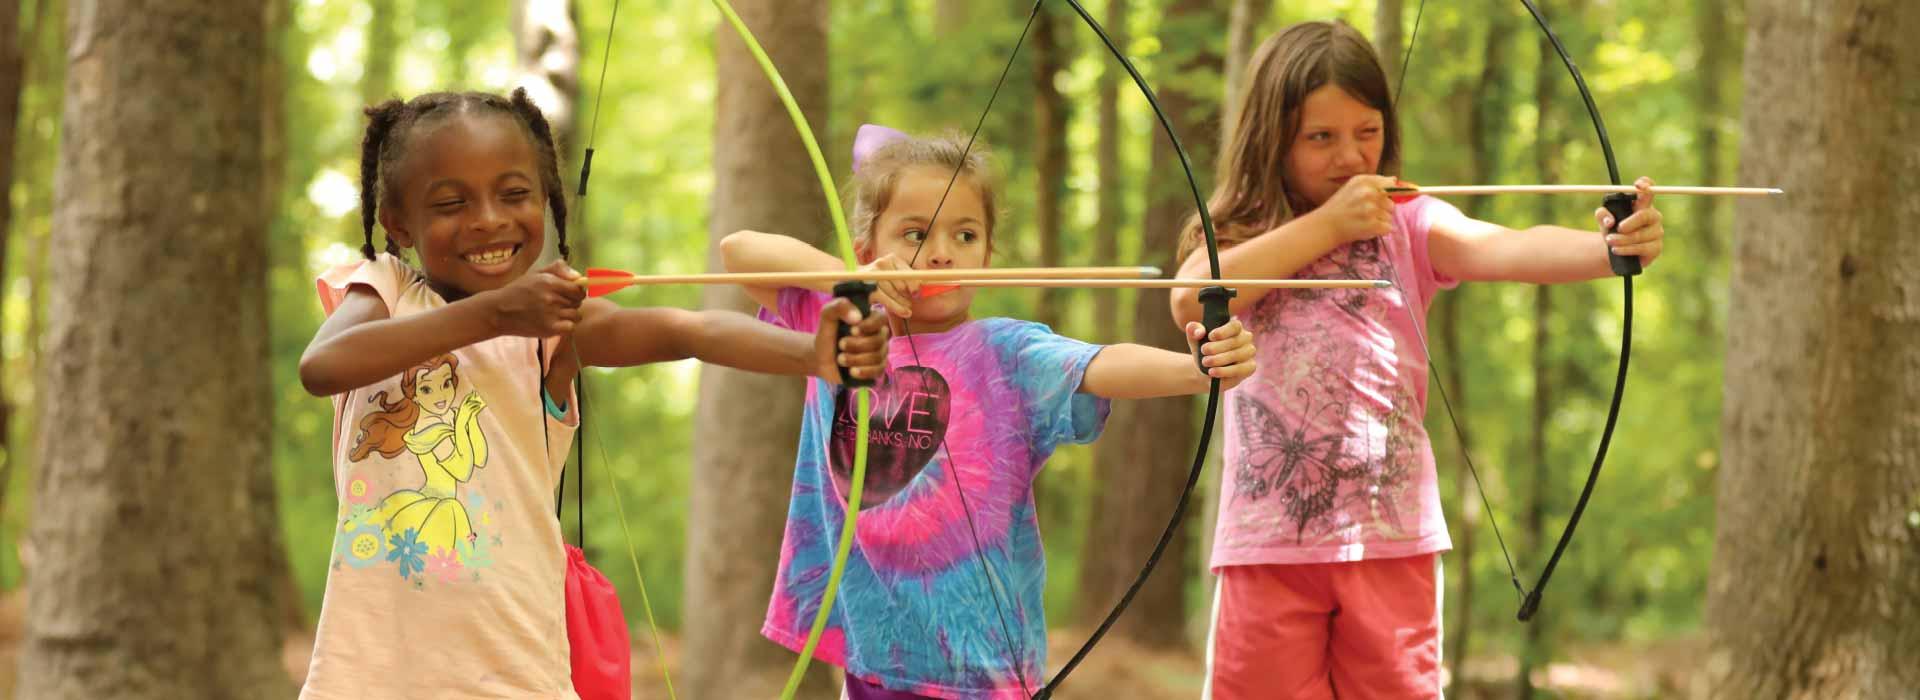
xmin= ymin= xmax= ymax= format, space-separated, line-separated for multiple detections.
xmin=363 ymin=0 xmax=395 ymax=105
xmin=0 ymin=0 xmax=23 ymax=532
xmin=1374 ymin=0 xmax=1405 ymax=87
xmin=1437 ymin=288 xmax=1476 ymax=697
xmin=1032 ymin=5 xmax=1068 ymax=331
xmin=1517 ymin=10 xmax=1568 ymax=694
xmin=1222 ymin=0 xmax=1271 ymax=144
xmin=1707 ymin=1 xmax=1920 ymax=697
xmin=512 ymin=2 xmax=590 ymax=332
xmin=687 ymin=0 xmax=836 ymax=697
xmin=1078 ymin=0 xmax=1224 ymax=649
xmin=16 ymin=2 xmax=286 ymax=697
xmin=1093 ymin=0 xmax=1128 ymax=343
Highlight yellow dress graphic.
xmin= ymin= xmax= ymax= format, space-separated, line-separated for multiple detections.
xmin=347 ymin=354 xmax=493 ymax=566
xmin=381 ymin=391 xmax=489 ymax=555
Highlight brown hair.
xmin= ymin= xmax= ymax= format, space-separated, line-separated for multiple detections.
xmin=847 ymin=132 xmax=1000 ymax=261
xmin=1178 ymin=20 xmax=1402 ymax=263
xmin=349 ymin=354 xmax=460 ymax=461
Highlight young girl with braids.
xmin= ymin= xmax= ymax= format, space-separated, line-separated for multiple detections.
xmin=721 ymin=126 xmax=1261 ymax=700
xmin=298 ymin=88 xmax=892 ymax=699
xmin=1168 ymin=21 xmax=1667 ymax=699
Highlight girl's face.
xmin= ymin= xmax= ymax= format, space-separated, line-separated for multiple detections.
xmin=411 ymin=363 xmax=457 ymax=414
xmin=381 ymin=114 xmax=546 ymax=298
xmin=862 ymin=166 xmax=992 ymax=328
xmin=1283 ymin=84 xmax=1386 ymax=211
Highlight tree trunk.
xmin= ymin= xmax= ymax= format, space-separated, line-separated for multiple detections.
xmin=1706 ymin=1 xmax=1920 ymax=697
xmin=512 ymin=0 xmax=586 ymax=262
xmin=1032 ymin=5 xmax=1068 ymax=331
xmin=260 ymin=0 xmax=306 ymax=646
xmin=687 ymin=1 xmax=835 ymax=697
xmin=1437 ymin=289 xmax=1476 ymax=697
xmin=1078 ymin=0 xmax=1223 ymax=650
xmin=1517 ymin=12 xmax=1568 ymax=695
xmin=0 ymin=0 xmax=23 ymax=531
xmin=1093 ymin=0 xmax=1128 ymax=343
xmin=1221 ymin=0 xmax=1270 ymax=143
xmin=935 ymin=0 xmax=968 ymax=31
xmin=16 ymin=2 xmax=286 ymax=697
xmin=364 ymin=0 xmax=395 ymax=105
xmin=1374 ymin=0 xmax=1405 ymax=87
xmin=1689 ymin=0 xmax=1738 ymax=337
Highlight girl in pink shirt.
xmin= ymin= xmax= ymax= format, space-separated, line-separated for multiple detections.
xmin=1169 ymin=21 xmax=1668 ymax=699
xmin=298 ymin=88 xmax=889 ymax=699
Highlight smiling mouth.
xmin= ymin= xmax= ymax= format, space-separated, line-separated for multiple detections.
xmin=461 ymin=243 xmax=522 ymax=271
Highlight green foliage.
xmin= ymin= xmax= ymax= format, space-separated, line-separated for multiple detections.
xmin=0 ymin=0 xmax=1746 ymax=673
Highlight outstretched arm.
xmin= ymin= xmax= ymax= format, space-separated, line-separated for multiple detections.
xmin=1079 ymin=320 xmax=1257 ymax=399
xmin=1428 ymin=176 xmax=1665 ymax=283
xmin=567 ymin=297 xmax=890 ymax=383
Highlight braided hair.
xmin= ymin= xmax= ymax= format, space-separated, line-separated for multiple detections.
xmin=357 ymin=88 xmax=572 ymax=261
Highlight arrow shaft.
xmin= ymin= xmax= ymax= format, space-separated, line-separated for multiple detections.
xmin=938 ymin=278 xmax=1388 ymax=289
xmin=1391 ymin=184 xmax=1782 ymax=197
xmin=584 ymin=266 xmax=1161 ymax=286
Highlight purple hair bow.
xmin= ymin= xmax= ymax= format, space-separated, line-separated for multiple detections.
xmin=851 ymin=123 xmax=909 ymax=174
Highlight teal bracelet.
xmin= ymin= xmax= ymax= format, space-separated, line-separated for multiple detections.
xmin=542 ymin=387 xmax=569 ymax=420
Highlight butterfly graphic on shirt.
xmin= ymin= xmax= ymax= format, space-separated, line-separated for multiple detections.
xmin=1300 ymin=237 xmax=1397 ymax=317
xmin=1345 ymin=392 xmax=1419 ymax=538
xmin=1232 ymin=390 xmax=1373 ymax=544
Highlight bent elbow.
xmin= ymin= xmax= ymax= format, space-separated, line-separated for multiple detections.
xmin=298 ymin=354 xmax=343 ymax=397
xmin=1168 ymin=288 xmax=1203 ymax=329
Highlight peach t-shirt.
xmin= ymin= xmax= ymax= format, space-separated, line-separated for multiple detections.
xmin=301 ymin=254 xmax=580 ymax=699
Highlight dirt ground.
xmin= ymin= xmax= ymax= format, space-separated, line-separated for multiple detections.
xmin=0 ymin=589 xmax=1707 ymax=699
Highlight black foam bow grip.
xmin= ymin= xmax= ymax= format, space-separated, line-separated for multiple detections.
xmin=832 ymin=280 xmax=878 ymax=388
xmin=1192 ymin=285 xmax=1238 ymax=376
xmin=1603 ymin=192 xmax=1642 ymax=277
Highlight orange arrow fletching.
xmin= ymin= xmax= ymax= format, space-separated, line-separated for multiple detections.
xmin=1388 ymin=180 xmax=1420 ymax=204
xmin=584 ymin=268 xmax=638 ymax=298
xmin=917 ymin=285 xmax=959 ymax=298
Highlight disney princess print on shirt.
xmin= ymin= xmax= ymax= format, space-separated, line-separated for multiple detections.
xmin=333 ymin=353 xmax=503 ymax=586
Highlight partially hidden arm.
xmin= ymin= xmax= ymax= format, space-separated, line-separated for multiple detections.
xmin=718 ymin=230 xmax=848 ymax=310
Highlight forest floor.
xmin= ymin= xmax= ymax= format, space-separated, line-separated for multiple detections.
xmin=0 ymin=590 xmax=1707 ymax=698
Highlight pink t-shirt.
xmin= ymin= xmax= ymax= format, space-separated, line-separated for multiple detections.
xmin=1211 ymin=195 xmax=1462 ymax=568
xmin=302 ymin=254 xmax=581 ymax=699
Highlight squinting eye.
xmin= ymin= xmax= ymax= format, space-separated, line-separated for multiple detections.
xmin=958 ymin=231 xmax=980 ymax=243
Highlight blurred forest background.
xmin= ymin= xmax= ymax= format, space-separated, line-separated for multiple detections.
xmin=0 ymin=0 xmax=1913 ymax=698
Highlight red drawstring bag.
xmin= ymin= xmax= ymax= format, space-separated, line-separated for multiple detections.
xmin=565 ymin=544 xmax=631 ymax=700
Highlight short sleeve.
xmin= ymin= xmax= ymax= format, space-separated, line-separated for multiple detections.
xmin=989 ymin=320 xmax=1111 ymax=448
xmin=1401 ymin=195 xmax=1466 ymax=302
xmin=756 ymin=286 xmax=831 ymax=334
xmin=315 ymin=253 xmax=413 ymax=317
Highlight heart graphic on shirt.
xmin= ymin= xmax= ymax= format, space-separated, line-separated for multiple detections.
xmin=830 ymin=366 xmax=951 ymax=507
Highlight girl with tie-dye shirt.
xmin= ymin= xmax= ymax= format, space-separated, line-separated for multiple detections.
xmin=720 ymin=126 xmax=1262 ymax=699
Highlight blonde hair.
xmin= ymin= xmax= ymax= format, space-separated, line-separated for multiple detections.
xmin=1178 ymin=20 xmax=1402 ymax=262
xmin=847 ymin=132 xmax=1000 ymax=257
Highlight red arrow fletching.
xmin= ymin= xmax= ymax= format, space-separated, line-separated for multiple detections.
xmin=584 ymin=268 xmax=637 ymax=298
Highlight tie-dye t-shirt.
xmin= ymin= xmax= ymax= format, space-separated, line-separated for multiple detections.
xmin=303 ymin=254 xmax=580 ymax=699
xmin=758 ymin=288 xmax=1110 ymax=700
xmin=1211 ymin=195 xmax=1463 ymax=568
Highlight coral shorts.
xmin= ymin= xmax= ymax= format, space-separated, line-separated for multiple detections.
xmin=1204 ymin=554 xmax=1443 ymax=699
